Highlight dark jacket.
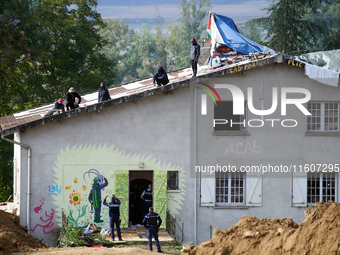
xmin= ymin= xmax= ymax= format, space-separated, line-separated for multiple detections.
xmin=53 ymin=102 xmax=65 ymax=111
xmin=103 ymin=197 xmax=121 ymax=220
xmin=142 ymin=212 xmax=162 ymax=229
xmin=98 ymin=86 xmax=111 ymax=102
xmin=66 ymin=91 xmax=81 ymax=105
xmin=153 ymin=66 xmax=169 ymax=85
xmin=190 ymin=39 xmax=200 ymax=61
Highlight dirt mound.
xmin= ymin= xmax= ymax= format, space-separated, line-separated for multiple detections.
xmin=185 ymin=201 xmax=340 ymax=255
xmin=0 ymin=210 xmax=46 ymax=254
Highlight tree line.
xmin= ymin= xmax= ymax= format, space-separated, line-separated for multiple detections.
xmin=0 ymin=0 xmax=339 ymax=201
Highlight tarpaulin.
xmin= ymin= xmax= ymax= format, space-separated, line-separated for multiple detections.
xmin=208 ymin=13 xmax=276 ymax=55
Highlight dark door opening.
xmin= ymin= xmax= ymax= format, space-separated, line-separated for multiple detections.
xmin=129 ymin=171 xmax=153 ymax=226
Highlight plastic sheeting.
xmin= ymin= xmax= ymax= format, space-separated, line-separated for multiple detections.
xmin=212 ymin=13 xmax=276 ymax=55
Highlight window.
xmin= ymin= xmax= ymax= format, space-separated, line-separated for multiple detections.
xmin=307 ymin=102 xmax=339 ymax=132
xmin=216 ymin=172 xmax=244 ymax=205
xmin=307 ymin=172 xmax=337 ymax=205
xmin=167 ymin=171 xmax=179 ymax=190
xmin=214 ymin=101 xmax=247 ymax=131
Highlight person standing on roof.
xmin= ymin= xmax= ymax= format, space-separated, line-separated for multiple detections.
xmin=98 ymin=82 xmax=111 ymax=103
xmin=45 ymin=99 xmax=65 ymax=116
xmin=190 ymin=38 xmax=200 ymax=77
xmin=153 ymin=66 xmax=169 ymax=86
xmin=66 ymin=87 xmax=81 ymax=111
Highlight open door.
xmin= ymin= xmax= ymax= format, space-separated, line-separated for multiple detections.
xmin=114 ymin=170 xmax=129 ymax=228
xmin=154 ymin=171 xmax=167 ymax=228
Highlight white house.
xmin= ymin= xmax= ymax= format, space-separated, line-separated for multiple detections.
xmin=1 ymin=51 xmax=339 ymax=246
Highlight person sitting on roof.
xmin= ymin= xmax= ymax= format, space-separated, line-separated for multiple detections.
xmin=45 ymin=99 xmax=65 ymax=117
xmin=98 ymin=82 xmax=111 ymax=103
xmin=153 ymin=66 xmax=169 ymax=87
xmin=66 ymin=87 xmax=81 ymax=111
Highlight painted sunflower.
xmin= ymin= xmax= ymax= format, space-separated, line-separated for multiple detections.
xmin=69 ymin=192 xmax=81 ymax=206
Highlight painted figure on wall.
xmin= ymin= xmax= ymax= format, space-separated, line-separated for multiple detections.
xmin=32 ymin=208 xmax=55 ymax=234
xmin=84 ymin=169 xmax=108 ymax=223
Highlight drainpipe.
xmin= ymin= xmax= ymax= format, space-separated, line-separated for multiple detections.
xmin=1 ymin=130 xmax=32 ymax=235
xmin=193 ymin=87 xmax=198 ymax=245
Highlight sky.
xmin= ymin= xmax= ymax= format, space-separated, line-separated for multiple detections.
xmin=96 ymin=0 xmax=270 ymax=32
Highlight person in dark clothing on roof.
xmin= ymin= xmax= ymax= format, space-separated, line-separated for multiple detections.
xmin=153 ymin=66 xmax=169 ymax=86
xmin=66 ymin=87 xmax=81 ymax=111
xmin=45 ymin=99 xmax=65 ymax=116
xmin=98 ymin=82 xmax=111 ymax=103
xmin=190 ymin=38 xmax=200 ymax=77
xmin=103 ymin=194 xmax=123 ymax=241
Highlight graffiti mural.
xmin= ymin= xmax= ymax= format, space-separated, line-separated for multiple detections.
xmin=47 ymin=185 xmax=62 ymax=196
xmin=34 ymin=197 xmax=46 ymax=214
xmin=52 ymin=144 xmax=186 ymax=231
xmin=63 ymin=176 xmax=88 ymax=225
xmin=32 ymin=208 xmax=55 ymax=234
xmin=84 ymin=169 xmax=108 ymax=223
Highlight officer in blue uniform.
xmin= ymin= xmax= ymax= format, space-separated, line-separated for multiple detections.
xmin=140 ymin=183 xmax=153 ymax=219
xmin=103 ymin=194 xmax=123 ymax=241
xmin=142 ymin=207 xmax=162 ymax=253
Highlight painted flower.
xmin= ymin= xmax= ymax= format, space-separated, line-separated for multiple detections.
xmin=69 ymin=192 xmax=81 ymax=206
xmin=74 ymin=177 xmax=78 ymax=183
xmin=65 ymin=186 xmax=71 ymax=190
xmin=81 ymin=185 xmax=86 ymax=191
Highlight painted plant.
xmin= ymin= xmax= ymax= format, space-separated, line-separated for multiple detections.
xmin=65 ymin=177 xmax=88 ymax=225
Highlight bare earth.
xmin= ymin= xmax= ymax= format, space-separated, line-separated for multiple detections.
xmin=12 ymin=247 xmax=155 ymax=255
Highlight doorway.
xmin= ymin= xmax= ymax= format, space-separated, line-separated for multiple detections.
xmin=129 ymin=171 xmax=153 ymax=226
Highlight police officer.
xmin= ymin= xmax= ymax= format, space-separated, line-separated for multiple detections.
xmin=103 ymin=194 xmax=123 ymax=241
xmin=142 ymin=207 xmax=162 ymax=253
xmin=140 ymin=183 xmax=153 ymax=219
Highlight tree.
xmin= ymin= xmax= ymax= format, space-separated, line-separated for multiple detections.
xmin=0 ymin=0 xmax=117 ymax=201
xmin=256 ymin=0 xmax=328 ymax=54
xmin=238 ymin=20 xmax=262 ymax=43
xmin=305 ymin=0 xmax=340 ymax=51
xmin=32 ymin=0 xmax=116 ymax=102
xmin=166 ymin=0 xmax=210 ymax=71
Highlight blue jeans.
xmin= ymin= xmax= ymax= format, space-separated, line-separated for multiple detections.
xmin=147 ymin=227 xmax=161 ymax=252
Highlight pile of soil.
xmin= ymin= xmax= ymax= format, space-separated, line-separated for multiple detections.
xmin=185 ymin=201 xmax=340 ymax=255
xmin=0 ymin=210 xmax=46 ymax=254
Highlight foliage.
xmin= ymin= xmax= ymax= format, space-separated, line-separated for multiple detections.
xmin=58 ymin=210 xmax=89 ymax=247
xmin=238 ymin=20 xmax=262 ymax=43
xmin=0 ymin=138 xmax=13 ymax=202
xmin=0 ymin=0 xmax=116 ymax=200
xmin=254 ymin=0 xmax=340 ymax=55
xmin=166 ymin=0 xmax=210 ymax=70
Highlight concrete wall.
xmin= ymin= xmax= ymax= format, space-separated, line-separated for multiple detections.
xmin=17 ymin=86 xmax=192 ymax=246
xmin=192 ymin=63 xmax=340 ymax=243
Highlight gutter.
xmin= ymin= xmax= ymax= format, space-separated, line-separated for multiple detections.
xmin=1 ymin=129 xmax=32 ymax=235
xmin=193 ymin=87 xmax=198 ymax=244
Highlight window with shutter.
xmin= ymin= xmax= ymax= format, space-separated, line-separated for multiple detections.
xmin=200 ymin=172 xmax=215 ymax=206
xmin=246 ymin=172 xmax=262 ymax=206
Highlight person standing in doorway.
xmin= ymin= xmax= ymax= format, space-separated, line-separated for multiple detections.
xmin=103 ymin=194 xmax=123 ymax=241
xmin=130 ymin=183 xmax=139 ymax=225
xmin=140 ymin=183 xmax=153 ymax=219
xmin=190 ymin=38 xmax=200 ymax=77
xmin=142 ymin=207 xmax=162 ymax=253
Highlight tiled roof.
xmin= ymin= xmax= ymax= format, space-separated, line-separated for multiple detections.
xmin=0 ymin=54 xmax=278 ymax=136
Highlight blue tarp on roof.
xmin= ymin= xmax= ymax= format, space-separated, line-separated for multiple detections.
xmin=214 ymin=14 xmax=276 ymax=55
